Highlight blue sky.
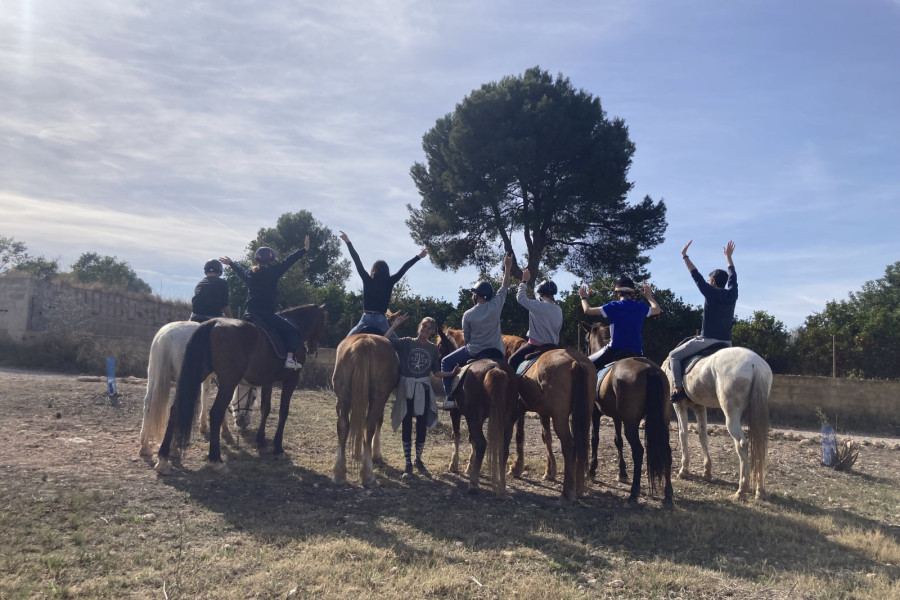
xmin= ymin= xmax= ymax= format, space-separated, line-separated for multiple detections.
xmin=2 ymin=0 xmax=898 ymax=329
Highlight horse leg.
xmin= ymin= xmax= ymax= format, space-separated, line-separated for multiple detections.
xmin=614 ymin=419 xmax=628 ymax=483
xmin=551 ymin=415 xmax=576 ymax=501
xmin=199 ymin=376 xmax=211 ymax=436
xmin=154 ymin=399 xmax=181 ymax=474
xmin=540 ymin=415 xmax=558 ymax=482
xmin=332 ymin=405 xmax=349 ymax=484
xmin=139 ymin=374 xmax=170 ymax=457
xmin=360 ymin=410 xmax=378 ymax=488
xmin=674 ymin=403 xmax=692 ymax=479
xmin=623 ymin=421 xmax=644 ymax=507
xmin=256 ymin=386 xmax=273 ymax=450
xmin=508 ymin=411 xmax=526 ymax=478
xmin=448 ymin=410 xmax=461 ymax=473
xmin=206 ymin=387 xmax=233 ymax=473
xmin=466 ymin=417 xmax=487 ymax=493
xmin=272 ymin=380 xmax=297 ymax=456
xmin=695 ymin=406 xmax=712 ymax=481
xmin=589 ymin=404 xmax=601 ymax=478
xmin=372 ymin=410 xmax=384 ymax=465
xmin=724 ymin=410 xmax=751 ymax=501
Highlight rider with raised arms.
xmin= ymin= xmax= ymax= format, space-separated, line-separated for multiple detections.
xmin=219 ymin=235 xmax=310 ymax=370
xmin=668 ymin=240 xmax=738 ymax=403
xmin=508 ymin=269 xmax=563 ymax=371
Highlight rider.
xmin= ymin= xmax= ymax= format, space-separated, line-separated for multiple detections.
xmin=219 ymin=235 xmax=311 ymax=370
xmin=669 ymin=240 xmax=738 ymax=403
xmin=580 ymin=276 xmax=661 ymax=370
xmin=384 ymin=314 xmax=460 ymax=478
xmin=340 ymin=231 xmax=427 ymax=339
xmin=189 ymin=259 xmax=233 ymax=323
xmin=440 ymin=253 xmax=514 ymax=410
xmin=508 ymin=269 xmax=563 ymax=371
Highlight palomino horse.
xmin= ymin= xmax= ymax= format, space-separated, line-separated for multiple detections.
xmin=437 ymin=329 xmax=520 ymax=497
xmin=587 ymin=324 xmax=674 ymax=507
xmin=155 ymin=304 xmax=327 ymax=474
xmin=331 ymin=334 xmax=400 ymax=487
xmin=510 ymin=349 xmax=596 ymax=501
xmin=662 ymin=346 xmax=772 ymax=501
xmin=138 ymin=320 xmax=256 ymax=457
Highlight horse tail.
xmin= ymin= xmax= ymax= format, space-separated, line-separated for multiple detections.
xmin=747 ymin=359 xmax=771 ymax=492
xmin=140 ymin=331 xmax=175 ymax=450
xmin=347 ymin=341 xmax=371 ymax=463
xmin=571 ymin=360 xmax=590 ymax=492
xmin=642 ymin=365 xmax=672 ymax=497
xmin=486 ymin=365 xmax=513 ymax=495
xmin=173 ymin=320 xmax=216 ymax=450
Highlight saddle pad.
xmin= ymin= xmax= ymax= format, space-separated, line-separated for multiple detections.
xmin=595 ymin=364 xmax=614 ymax=394
xmin=516 ymin=355 xmax=539 ymax=376
xmin=683 ymin=342 xmax=730 ymax=376
xmin=447 ymin=362 xmax=476 ymax=397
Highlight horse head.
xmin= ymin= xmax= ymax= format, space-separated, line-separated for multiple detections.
xmin=436 ymin=327 xmax=458 ymax=358
xmin=585 ymin=322 xmax=609 ymax=354
xmin=282 ymin=303 xmax=327 ymax=356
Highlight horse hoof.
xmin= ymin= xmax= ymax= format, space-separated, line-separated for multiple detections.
xmin=625 ymin=498 xmax=640 ymax=509
xmin=466 ymin=486 xmax=479 ymax=495
xmin=210 ymin=461 xmax=230 ymax=474
xmin=731 ymin=492 xmax=748 ymax=503
xmin=662 ymin=498 xmax=675 ymax=510
xmin=154 ymin=459 xmax=171 ymax=475
xmin=677 ymin=470 xmax=690 ymax=480
xmin=363 ymin=479 xmax=380 ymax=489
xmin=755 ymin=490 xmax=767 ymax=501
xmin=331 ymin=476 xmax=346 ymax=485
xmin=617 ymin=475 xmax=629 ymax=484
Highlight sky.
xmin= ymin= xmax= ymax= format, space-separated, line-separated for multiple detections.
xmin=2 ymin=0 xmax=899 ymax=329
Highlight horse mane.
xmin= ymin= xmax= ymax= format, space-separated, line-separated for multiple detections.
xmin=586 ymin=322 xmax=610 ymax=350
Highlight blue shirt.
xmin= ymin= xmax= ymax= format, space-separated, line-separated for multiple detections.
xmin=600 ymin=299 xmax=652 ymax=353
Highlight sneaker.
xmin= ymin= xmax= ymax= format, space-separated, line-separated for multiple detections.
xmin=401 ymin=462 xmax=413 ymax=479
xmin=414 ymin=459 xmax=430 ymax=476
xmin=671 ymin=388 xmax=687 ymax=403
xmin=441 ymin=399 xmax=457 ymax=410
xmin=284 ymin=358 xmax=302 ymax=370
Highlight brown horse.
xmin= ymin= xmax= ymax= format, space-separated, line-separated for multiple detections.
xmin=510 ymin=349 xmax=596 ymax=501
xmin=443 ymin=328 xmax=526 ymax=360
xmin=437 ymin=329 xmax=520 ymax=497
xmin=587 ymin=324 xmax=674 ymax=507
xmin=331 ymin=334 xmax=400 ymax=487
xmin=155 ymin=304 xmax=327 ymax=474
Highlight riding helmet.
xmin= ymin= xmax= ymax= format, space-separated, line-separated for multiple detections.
xmin=203 ymin=259 xmax=223 ymax=274
xmin=535 ymin=279 xmax=557 ymax=297
xmin=254 ymin=247 xmax=278 ymax=265
xmin=471 ymin=280 xmax=495 ymax=301
xmin=614 ymin=276 xmax=635 ymax=293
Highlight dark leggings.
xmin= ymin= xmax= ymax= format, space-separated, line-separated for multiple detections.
xmin=402 ymin=397 xmax=428 ymax=462
xmin=252 ymin=311 xmax=302 ymax=353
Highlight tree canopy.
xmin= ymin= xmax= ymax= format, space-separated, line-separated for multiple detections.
xmin=70 ymin=252 xmax=152 ymax=294
xmin=408 ymin=67 xmax=667 ymax=284
xmin=0 ymin=235 xmax=30 ymax=272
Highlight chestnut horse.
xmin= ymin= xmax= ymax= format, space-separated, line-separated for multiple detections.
xmin=139 ymin=320 xmax=256 ymax=457
xmin=155 ymin=304 xmax=326 ymax=474
xmin=662 ymin=347 xmax=771 ymax=501
xmin=510 ymin=348 xmax=596 ymax=501
xmin=587 ymin=324 xmax=674 ymax=507
xmin=331 ymin=334 xmax=400 ymax=487
xmin=437 ymin=329 xmax=520 ymax=497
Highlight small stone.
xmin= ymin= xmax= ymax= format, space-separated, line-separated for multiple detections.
xmin=607 ymin=579 xmax=625 ymax=588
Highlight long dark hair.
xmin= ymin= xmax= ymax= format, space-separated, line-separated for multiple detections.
xmin=370 ymin=260 xmax=389 ymax=280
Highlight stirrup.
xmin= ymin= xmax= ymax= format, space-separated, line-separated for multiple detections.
xmin=671 ymin=388 xmax=687 ymax=403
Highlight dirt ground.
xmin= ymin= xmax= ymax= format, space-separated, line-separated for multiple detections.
xmin=1 ymin=367 xmax=898 ymax=599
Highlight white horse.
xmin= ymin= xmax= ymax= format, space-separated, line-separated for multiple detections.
xmin=662 ymin=347 xmax=772 ymax=501
xmin=138 ymin=320 xmax=257 ymax=457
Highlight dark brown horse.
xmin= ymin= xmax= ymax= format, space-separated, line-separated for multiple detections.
xmin=587 ymin=323 xmax=674 ymax=507
xmin=510 ymin=349 xmax=596 ymax=501
xmin=331 ymin=334 xmax=400 ymax=487
xmin=155 ymin=304 xmax=327 ymax=474
xmin=437 ymin=329 xmax=520 ymax=497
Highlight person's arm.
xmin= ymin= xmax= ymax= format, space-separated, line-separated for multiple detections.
xmin=435 ymin=364 xmax=461 ymax=378
xmin=277 ymin=240 xmax=309 ymax=274
xmin=501 ymin=253 xmax=513 ymax=290
xmin=723 ymin=240 xmax=735 ymax=269
xmin=340 ymin=231 xmax=369 ymax=281
xmin=384 ymin=313 xmax=409 ymax=338
xmin=723 ymin=240 xmax=738 ymax=298
xmin=641 ymin=281 xmax=661 ymax=316
xmin=579 ymin=285 xmax=604 ymax=317
xmin=222 ymin=306 xmax=234 ymax=318
xmin=390 ymin=248 xmax=426 ymax=283
xmin=219 ymin=256 xmax=250 ymax=284
xmin=681 ymin=240 xmax=697 ymax=272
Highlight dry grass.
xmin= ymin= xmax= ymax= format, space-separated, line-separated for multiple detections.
xmin=0 ymin=371 xmax=897 ymax=599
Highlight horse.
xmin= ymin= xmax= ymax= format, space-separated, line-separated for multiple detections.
xmin=443 ymin=328 xmax=526 ymax=360
xmin=662 ymin=345 xmax=772 ymax=501
xmin=138 ymin=320 xmax=257 ymax=457
xmin=331 ymin=333 xmax=400 ymax=487
xmin=509 ymin=348 xmax=596 ymax=501
xmin=437 ymin=328 xmax=520 ymax=497
xmin=587 ymin=324 xmax=674 ymax=507
xmin=155 ymin=304 xmax=327 ymax=474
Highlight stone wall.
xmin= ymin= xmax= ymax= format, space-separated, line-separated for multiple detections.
xmin=0 ymin=276 xmax=187 ymax=341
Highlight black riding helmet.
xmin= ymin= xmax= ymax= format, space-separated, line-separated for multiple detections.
xmin=471 ymin=281 xmax=494 ymax=301
xmin=614 ymin=276 xmax=635 ymax=293
xmin=536 ymin=280 xmax=557 ymax=297
xmin=254 ymin=247 xmax=277 ymax=265
xmin=204 ymin=259 xmax=223 ymax=274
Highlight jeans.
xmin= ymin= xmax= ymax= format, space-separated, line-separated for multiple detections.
xmin=668 ymin=336 xmax=731 ymax=388
xmin=441 ymin=345 xmax=471 ymax=395
xmin=347 ymin=312 xmax=399 ymax=341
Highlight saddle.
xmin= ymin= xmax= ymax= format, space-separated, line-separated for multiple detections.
xmin=682 ymin=342 xmax=730 ymax=377
xmin=595 ymin=363 xmax=615 ymax=395
xmin=515 ymin=344 xmax=559 ymax=376
xmin=243 ymin=314 xmax=295 ymax=359
xmin=447 ymin=349 xmax=506 ymax=397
